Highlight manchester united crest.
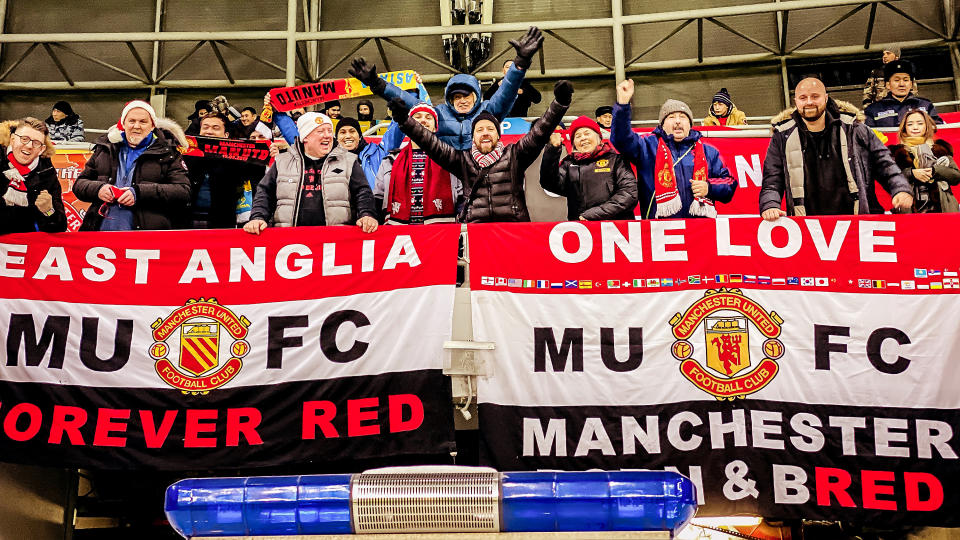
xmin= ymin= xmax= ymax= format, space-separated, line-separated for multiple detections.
xmin=669 ymin=288 xmax=785 ymax=400
xmin=149 ymin=298 xmax=251 ymax=394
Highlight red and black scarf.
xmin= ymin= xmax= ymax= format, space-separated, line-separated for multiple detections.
xmin=653 ymin=138 xmax=715 ymax=218
xmin=387 ymin=144 xmax=456 ymax=224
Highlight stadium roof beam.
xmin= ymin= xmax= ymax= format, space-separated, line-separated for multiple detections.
xmin=41 ymin=43 xmax=73 ymax=86
xmin=50 ymin=43 xmax=148 ymax=84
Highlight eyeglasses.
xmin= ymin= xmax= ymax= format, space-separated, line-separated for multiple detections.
xmin=14 ymin=133 xmax=44 ymax=149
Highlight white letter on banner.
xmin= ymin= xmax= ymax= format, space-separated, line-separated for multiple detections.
xmin=0 ymin=243 xmax=27 ymax=278
xmin=276 ymin=244 xmax=313 ymax=279
xmin=716 ymin=218 xmax=751 ymax=256
xmin=601 ymin=221 xmax=642 ymax=263
xmin=549 ymin=222 xmax=592 ymax=263
xmin=361 ymin=240 xmax=375 ymax=272
xmin=772 ymin=465 xmax=809 ymax=504
xmin=621 ymin=416 xmax=661 ymax=455
xmin=383 ymin=235 xmax=421 ymax=270
xmin=651 ymin=221 xmax=688 ymax=261
xmin=828 ymin=416 xmax=867 ymax=456
xmin=859 ymin=220 xmax=897 ymax=262
xmin=789 ymin=413 xmax=825 ymax=452
xmin=574 ymin=418 xmax=615 ymax=456
xmin=82 ymin=247 xmax=116 ymax=282
xmin=523 ymin=417 xmax=567 ymax=457
xmin=708 ymin=410 xmax=747 ymax=449
xmin=735 ymin=154 xmax=762 ymax=188
xmin=667 ymin=411 xmax=702 ymax=451
xmin=805 ymin=220 xmax=850 ymax=261
xmin=874 ymin=418 xmax=910 ymax=458
xmin=32 ymin=247 xmax=73 ymax=281
xmin=322 ymin=243 xmax=352 ymax=276
xmin=751 ymin=410 xmax=785 ymax=450
xmin=179 ymin=249 xmax=219 ymax=283
xmin=916 ymin=420 xmax=958 ymax=459
xmin=125 ymin=249 xmax=160 ymax=284
xmin=757 ymin=219 xmax=801 ymax=258
xmin=229 ymin=247 xmax=265 ymax=282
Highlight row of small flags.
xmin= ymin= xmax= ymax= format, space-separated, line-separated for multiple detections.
xmin=478 ymin=269 xmax=960 ymax=290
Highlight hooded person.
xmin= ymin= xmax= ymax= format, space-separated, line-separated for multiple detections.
xmin=357 ymin=99 xmax=377 ymax=132
xmin=374 ymin=103 xmax=462 ymax=224
xmin=540 ymin=116 xmax=638 ymax=221
xmin=73 ymin=100 xmax=191 ymax=231
xmin=45 ymin=101 xmax=85 ymax=142
xmin=0 ymin=117 xmax=67 ymax=233
xmin=349 ymin=26 xmax=544 ymax=150
xmin=335 ymin=117 xmax=368 ymax=156
xmin=245 ymin=112 xmax=378 ymax=234
xmin=611 ymin=81 xmax=737 ymax=219
xmin=702 ymin=88 xmax=747 ymax=127
xmin=887 ymin=109 xmax=960 ymax=213
xmin=186 ymin=99 xmax=212 ymax=135
xmin=388 ymin=80 xmax=573 ymax=223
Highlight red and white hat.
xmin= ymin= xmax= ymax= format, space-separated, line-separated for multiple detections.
xmin=409 ymin=103 xmax=438 ymax=131
xmin=117 ymin=100 xmax=157 ymax=130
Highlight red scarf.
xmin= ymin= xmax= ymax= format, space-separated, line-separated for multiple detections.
xmin=387 ymin=145 xmax=455 ymax=224
xmin=572 ymin=139 xmax=614 ymax=162
xmin=653 ymin=138 xmax=715 ymax=218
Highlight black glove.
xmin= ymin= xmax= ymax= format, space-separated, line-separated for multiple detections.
xmin=509 ymin=27 xmax=543 ymax=70
xmin=553 ymin=80 xmax=574 ymax=106
xmin=348 ymin=57 xmax=387 ymax=95
xmin=388 ymin=98 xmax=410 ymax=124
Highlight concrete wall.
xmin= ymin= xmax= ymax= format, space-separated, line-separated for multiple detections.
xmin=0 ymin=464 xmax=65 ymax=540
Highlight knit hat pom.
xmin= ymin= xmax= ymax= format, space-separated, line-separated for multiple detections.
xmin=409 ymin=103 xmax=439 ymax=131
xmin=712 ymin=88 xmax=733 ymax=107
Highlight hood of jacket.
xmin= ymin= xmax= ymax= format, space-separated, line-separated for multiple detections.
xmin=0 ymin=120 xmax=55 ymax=158
xmin=104 ymin=117 xmax=188 ymax=148
xmin=771 ymin=98 xmax=862 ymax=128
xmin=444 ymin=74 xmax=482 ymax=116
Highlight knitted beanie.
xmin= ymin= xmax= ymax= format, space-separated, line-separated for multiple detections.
xmin=472 ymin=111 xmax=501 ymax=136
xmin=659 ymin=99 xmax=693 ymax=125
xmin=569 ymin=115 xmax=602 ymax=138
xmin=712 ymin=88 xmax=733 ymax=108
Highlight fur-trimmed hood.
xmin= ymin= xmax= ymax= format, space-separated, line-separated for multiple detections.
xmin=0 ymin=120 xmax=56 ymax=158
xmin=105 ymin=117 xmax=188 ymax=148
xmin=771 ymin=98 xmax=863 ymax=127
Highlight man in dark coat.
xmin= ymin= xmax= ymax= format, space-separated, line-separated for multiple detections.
xmin=864 ymin=60 xmax=942 ymax=127
xmin=388 ymin=80 xmax=573 ymax=223
xmin=760 ymin=78 xmax=912 ymax=219
xmin=0 ymin=117 xmax=66 ymax=233
xmin=74 ymin=101 xmax=191 ymax=231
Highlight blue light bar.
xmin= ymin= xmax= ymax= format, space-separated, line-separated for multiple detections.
xmin=165 ymin=470 xmax=696 ymax=537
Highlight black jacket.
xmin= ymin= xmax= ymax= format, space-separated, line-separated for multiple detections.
xmin=759 ymin=98 xmax=910 ymax=216
xmin=183 ymin=155 xmax=265 ymax=229
xmin=864 ymin=93 xmax=943 ymax=127
xmin=540 ymin=142 xmax=638 ymax=221
xmin=483 ymin=80 xmax=542 ymax=117
xmin=73 ymin=128 xmax=191 ymax=231
xmin=0 ymin=154 xmax=67 ymax=233
xmin=400 ymin=99 xmax=568 ymax=223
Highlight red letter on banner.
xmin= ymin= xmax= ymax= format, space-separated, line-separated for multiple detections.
xmin=389 ymin=394 xmax=424 ymax=433
xmin=49 ymin=406 xmax=88 ymax=445
xmin=815 ymin=467 xmax=856 ymax=507
xmin=905 ymin=472 xmax=944 ymax=511
xmin=140 ymin=410 xmax=177 ymax=449
xmin=302 ymin=401 xmax=339 ymax=439
xmin=93 ymin=408 xmax=130 ymax=447
xmin=348 ymin=398 xmax=380 ymax=437
xmin=3 ymin=403 xmax=42 ymax=442
xmin=226 ymin=408 xmax=263 ymax=446
xmin=861 ymin=470 xmax=897 ymax=510
xmin=184 ymin=410 xmax=219 ymax=448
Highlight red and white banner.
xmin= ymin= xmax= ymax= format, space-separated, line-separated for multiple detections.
xmin=0 ymin=225 xmax=459 ymax=469
xmin=469 ymin=216 xmax=960 ymax=527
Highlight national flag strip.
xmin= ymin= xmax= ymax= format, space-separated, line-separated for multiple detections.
xmin=743 ymin=274 xmax=757 ymax=284
xmin=536 ymin=280 xmax=549 ymax=288
xmin=758 ymin=276 xmax=772 ymax=285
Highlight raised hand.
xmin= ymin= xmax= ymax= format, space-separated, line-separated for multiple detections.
xmin=616 ymin=79 xmax=635 ymax=105
xmin=553 ymin=80 xmax=574 ymax=106
xmin=509 ymin=27 xmax=544 ymax=70
xmin=388 ymin=98 xmax=411 ymax=123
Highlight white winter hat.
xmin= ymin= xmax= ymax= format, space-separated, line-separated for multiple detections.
xmin=296 ymin=112 xmax=332 ymax=140
xmin=119 ymin=100 xmax=157 ymax=127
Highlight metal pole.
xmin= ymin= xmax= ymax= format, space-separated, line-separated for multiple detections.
xmin=150 ymin=0 xmax=164 ymax=103
xmin=776 ymin=0 xmax=790 ymax=108
xmin=864 ymin=3 xmax=877 ymax=48
xmin=311 ymin=0 xmax=320 ymax=80
xmin=948 ymin=43 xmax=960 ymax=105
xmin=611 ymin=0 xmax=626 ymax=82
xmin=0 ymin=0 xmax=8 ymax=69
xmin=780 ymin=59 xmax=791 ymax=109
xmin=944 ymin=0 xmax=956 ymax=38
xmin=41 ymin=43 xmax=74 ymax=86
xmin=286 ymin=0 xmax=297 ymax=86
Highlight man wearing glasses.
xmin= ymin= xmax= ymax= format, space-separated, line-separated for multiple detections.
xmin=0 ymin=117 xmax=66 ymax=233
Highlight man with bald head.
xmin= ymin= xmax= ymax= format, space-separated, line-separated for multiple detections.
xmin=759 ymin=77 xmax=912 ymax=220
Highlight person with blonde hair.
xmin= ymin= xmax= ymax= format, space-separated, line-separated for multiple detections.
xmin=0 ymin=116 xmax=66 ymax=232
xmin=888 ymin=109 xmax=960 ymax=213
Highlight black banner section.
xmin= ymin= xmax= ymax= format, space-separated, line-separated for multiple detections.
xmin=183 ymin=136 xmax=272 ymax=165
xmin=0 ymin=370 xmax=455 ymax=470
xmin=479 ymin=400 xmax=959 ymax=527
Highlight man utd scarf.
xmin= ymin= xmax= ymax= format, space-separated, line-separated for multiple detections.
xmin=653 ymin=138 xmax=716 ymax=218
xmin=388 ymin=144 xmax=456 ymax=224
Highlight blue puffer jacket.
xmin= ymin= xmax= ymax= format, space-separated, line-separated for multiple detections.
xmin=384 ymin=67 xmax=525 ymax=150
xmin=611 ymin=102 xmax=737 ymax=219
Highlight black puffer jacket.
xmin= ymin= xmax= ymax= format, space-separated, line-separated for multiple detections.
xmin=74 ymin=120 xmax=191 ymax=231
xmin=183 ymin=155 xmax=265 ymax=229
xmin=540 ymin=141 xmax=637 ymax=220
xmin=400 ymin=99 xmax=568 ymax=222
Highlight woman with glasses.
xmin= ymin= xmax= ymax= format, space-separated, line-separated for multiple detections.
xmin=0 ymin=117 xmax=66 ymax=233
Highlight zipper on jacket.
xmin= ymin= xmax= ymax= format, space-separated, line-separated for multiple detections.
xmin=291 ymin=144 xmax=306 ymax=226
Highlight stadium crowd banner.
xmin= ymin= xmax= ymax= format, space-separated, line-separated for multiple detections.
xmin=51 ymin=146 xmax=93 ymax=232
xmin=469 ymin=215 xmax=960 ymax=527
xmin=0 ymin=225 xmax=459 ymax=470
xmin=180 ymin=136 xmax=272 ymax=166
xmin=269 ymin=70 xmax=420 ymax=112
